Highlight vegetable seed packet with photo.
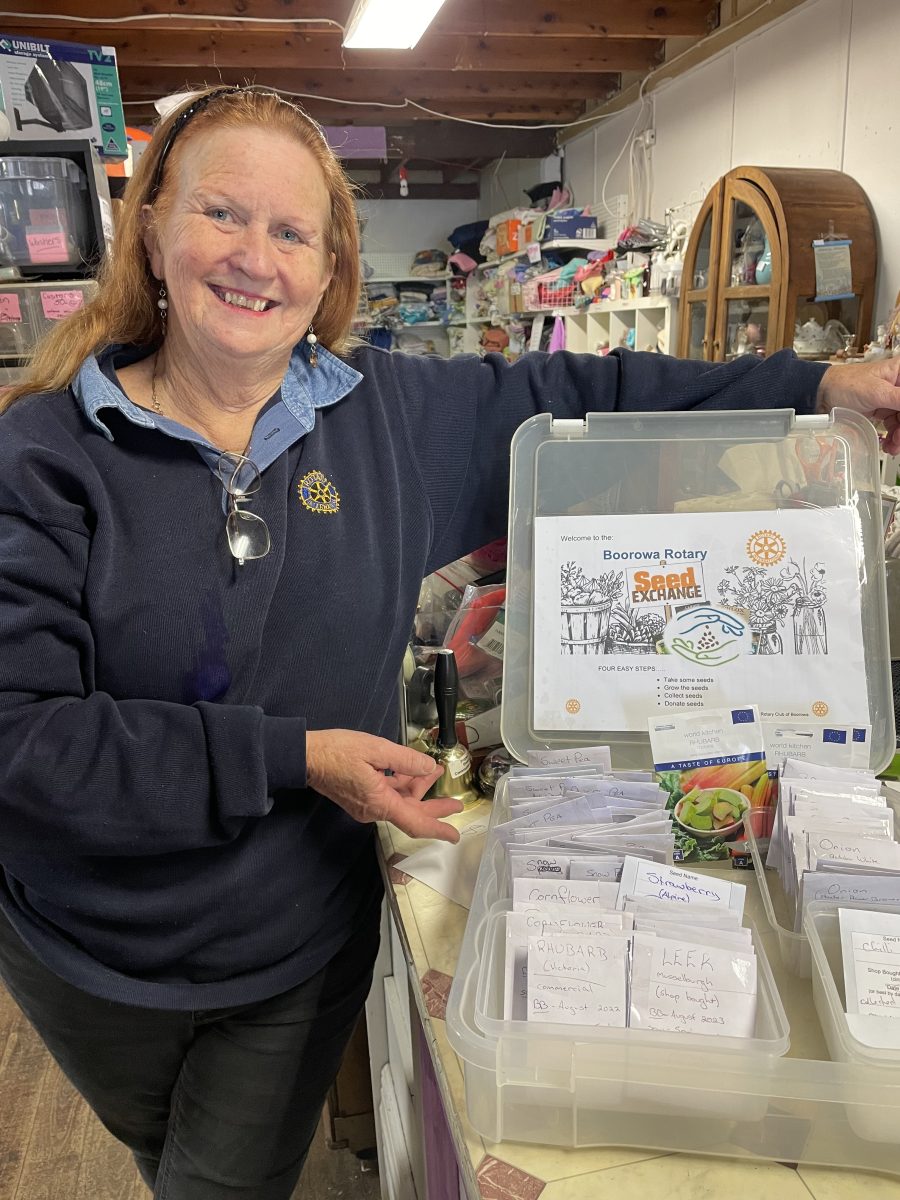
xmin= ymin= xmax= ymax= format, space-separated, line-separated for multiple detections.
xmin=648 ymin=706 xmax=771 ymax=863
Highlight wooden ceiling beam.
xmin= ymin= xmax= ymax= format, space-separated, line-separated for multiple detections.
xmin=117 ymin=67 xmax=619 ymax=102
xmin=6 ymin=30 xmax=663 ymax=74
xmin=357 ymin=182 xmax=479 ymax=201
xmin=3 ymin=2 xmax=717 ymax=39
xmin=370 ymin=122 xmax=558 ymax=159
xmin=425 ymin=35 xmax=662 ymax=73
xmin=438 ymin=1 xmax=719 ymax=39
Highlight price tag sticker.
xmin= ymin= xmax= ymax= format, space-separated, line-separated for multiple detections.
xmin=0 ymin=294 xmax=22 ymax=323
xmin=41 ymin=290 xmax=85 ymax=320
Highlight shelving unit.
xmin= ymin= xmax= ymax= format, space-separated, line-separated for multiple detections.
xmin=365 ymin=276 xmax=443 ymax=285
xmin=562 ymin=295 xmax=678 ymax=355
xmin=479 ymin=237 xmax=616 ymax=271
xmin=358 ymin=252 xmax=451 ymax=353
xmin=358 ymin=247 xmax=678 ymax=359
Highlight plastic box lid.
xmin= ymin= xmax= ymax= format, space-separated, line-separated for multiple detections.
xmin=0 ymin=156 xmax=85 ymax=184
xmin=501 ymin=407 xmax=894 ymax=771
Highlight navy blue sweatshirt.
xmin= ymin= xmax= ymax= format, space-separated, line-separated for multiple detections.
xmin=0 ymin=344 xmax=826 ymax=1008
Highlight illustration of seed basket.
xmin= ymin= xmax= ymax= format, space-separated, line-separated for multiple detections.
xmin=561 ymin=600 xmax=614 ymax=654
xmin=559 ymin=563 xmax=624 ymax=655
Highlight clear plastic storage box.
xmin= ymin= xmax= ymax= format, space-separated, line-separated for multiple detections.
xmin=445 ymin=406 xmax=900 ymax=1174
xmin=0 ymin=279 xmax=97 ymax=357
xmin=0 ymin=156 xmax=90 ymax=269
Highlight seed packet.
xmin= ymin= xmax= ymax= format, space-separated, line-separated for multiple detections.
xmin=648 ymin=706 xmax=770 ymax=863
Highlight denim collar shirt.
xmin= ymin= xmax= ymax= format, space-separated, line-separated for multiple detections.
xmin=72 ymin=339 xmax=364 ymax=475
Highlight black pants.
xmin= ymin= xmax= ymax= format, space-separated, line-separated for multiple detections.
xmin=0 ymin=908 xmax=379 ymax=1199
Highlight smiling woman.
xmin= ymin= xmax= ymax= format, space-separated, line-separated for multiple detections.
xmin=1 ymin=83 xmax=900 ymax=1200
xmin=135 ymin=125 xmax=336 ymax=446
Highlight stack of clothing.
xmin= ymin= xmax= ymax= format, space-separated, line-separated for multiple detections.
xmin=409 ymin=248 xmax=447 ymax=279
xmin=365 ymin=282 xmax=399 ymax=321
xmin=395 ymin=284 xmax=436 ymax=326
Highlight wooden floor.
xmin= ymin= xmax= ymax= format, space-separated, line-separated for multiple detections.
xmin=0 ymin=984 xmax=381 ymax=1200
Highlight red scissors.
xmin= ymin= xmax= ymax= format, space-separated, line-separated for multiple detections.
xmin=774 ymin=435 xmax=843 ymax=507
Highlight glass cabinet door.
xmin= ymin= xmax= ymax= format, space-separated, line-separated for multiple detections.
xmin=678 ymin=181 xmax=723 ymax=359
xmin=714 ymin=179 xmax=781 ymax=361
xmin=686 ymin=300 xmax=708 ymax=359
xmin=725 ymin=297 xmax=769 ymax=360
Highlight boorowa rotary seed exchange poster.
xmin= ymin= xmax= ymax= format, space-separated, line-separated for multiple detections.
xmin=532 ymin=509 xmax=867 ymax=732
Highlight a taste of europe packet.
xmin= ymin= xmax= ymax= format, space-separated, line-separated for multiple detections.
xmin=648 ymin=705 xmax=770 ymax=863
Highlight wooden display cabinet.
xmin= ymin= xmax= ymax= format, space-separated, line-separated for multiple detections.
xmin=678 ymin=166 xmax=876 ymax=362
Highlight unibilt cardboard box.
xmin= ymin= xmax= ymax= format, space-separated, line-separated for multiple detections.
xmin=0 ymin=34 xmax=126 ymax=161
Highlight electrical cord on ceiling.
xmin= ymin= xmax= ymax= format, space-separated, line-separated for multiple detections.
xmin=124 ymin=89 xmax=634 ymax=133
xmin=403 ymin=97 xmax=624 ymax=131
xmin=0 ymin=10 xmax=344 ymax=29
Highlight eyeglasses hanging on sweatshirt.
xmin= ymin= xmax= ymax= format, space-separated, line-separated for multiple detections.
xmin=216 ymin=452 xmax=271 ymax=565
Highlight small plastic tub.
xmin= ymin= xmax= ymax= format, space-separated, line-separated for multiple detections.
xmin=805 ymin=899 xmax=900 ymax=1143
xmin=0 ymin=279 xmax=97 ymax=358
xmin=32 ymin=279 xmax=97 ymax=336
xmin=465 ymin=900 xmax=790 ymax=1126
xmin=745 ymin=788 xmax=900 ymax=979
xmin=0 ymin=156 xmax=89 ymax=269
xmin=0 ymin=284 xmax=39 ymax=357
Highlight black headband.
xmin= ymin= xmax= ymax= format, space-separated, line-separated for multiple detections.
xmin=148 ymin=86 xmax=242 ymax=201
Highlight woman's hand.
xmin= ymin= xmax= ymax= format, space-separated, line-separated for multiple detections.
xmin=817 ymin=358 xmax=900 ymax=453
xmin=306 ymin=729 xmax=464 ymax=843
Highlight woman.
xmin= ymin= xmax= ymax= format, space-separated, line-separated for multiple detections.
xmin=0 ymin=85 xmax=897 ymax=1198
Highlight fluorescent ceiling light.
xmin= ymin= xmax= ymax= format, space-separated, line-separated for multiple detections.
xmin=342 ymin=0 xmax=448 ymax=49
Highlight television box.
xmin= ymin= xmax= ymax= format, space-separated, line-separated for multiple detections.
xmin=0 ymin=34 xmax=126 ymax=161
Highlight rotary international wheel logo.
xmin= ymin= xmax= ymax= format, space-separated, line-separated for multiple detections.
xmin=565 ymin=699 xmax=581 ymax=714
xmin=746 ymin=529 xmax=787 ymax=567
xmin=297 ymin=469 xmax=340 ymax=514
xmin=812 ymin=700 xmax=829 ymax=717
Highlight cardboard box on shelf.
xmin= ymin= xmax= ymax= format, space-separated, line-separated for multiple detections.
xmin=495 ymin=219 xmax=521 ymax=258
xmin=546 ymin=211 xmax=599 ymax=240
xmin=0 ymin=34 xmax=126 ymax=161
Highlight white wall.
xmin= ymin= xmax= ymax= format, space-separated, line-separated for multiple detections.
xmin=357 ymin=198 xmax=479 ymax=256
xmin=477 ymin=155 xmax=563 ymax=221
xmin=489 ymin=0 xmax=900 ymax=324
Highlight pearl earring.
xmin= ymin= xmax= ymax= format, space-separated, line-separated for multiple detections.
xmin=157 ymin=282 xmax=168 ymax=333
xmin=306 ymin=324 xmax=318 ymax=368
